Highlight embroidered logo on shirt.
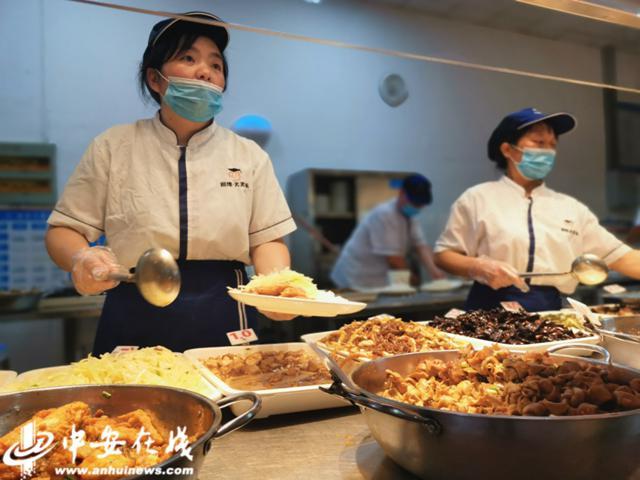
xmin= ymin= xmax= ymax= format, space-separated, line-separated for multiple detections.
xmin=227 ymin=168 xmax=242 ymax=181
xmin=561 ymin=219 xmax=578 ymax=236
xmin=221 ymin=168 xmax=249 ymax=189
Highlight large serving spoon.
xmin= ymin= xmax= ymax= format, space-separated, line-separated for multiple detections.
xmin=519 ymin=254 xmax=608 ymax=286
xmin=106 ymin=248 xmax=181 ymax=307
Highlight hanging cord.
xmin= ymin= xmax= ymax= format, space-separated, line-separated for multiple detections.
xmin=69 ymin=0 xmax=640 ymax=95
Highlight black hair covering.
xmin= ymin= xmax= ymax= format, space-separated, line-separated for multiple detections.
xmin=138 ymin=13 xmax=230 ymax=105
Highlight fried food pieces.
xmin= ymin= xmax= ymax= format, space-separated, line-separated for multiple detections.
xmin=241 ymin=269 xmax=318 ymax=299
xmin=0 ymin=401 xmax=199 ymax=480
xmin=381 ymin=346 xmax=640 ymax=416
xmin=319 ymin=315 xmax=467 ymax=360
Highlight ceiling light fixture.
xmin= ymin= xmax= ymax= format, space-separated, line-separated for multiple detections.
xmin=516 ymin=0 xmax=640 ymax=29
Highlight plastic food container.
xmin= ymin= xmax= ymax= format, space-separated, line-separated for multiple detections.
xmin=301 ymin=323 xmax=469 ymax=363
xmin=184 ymin=343 xmax=349 ymax=418
xmin=440 ymin=331 xmax=601 ymax=355
xmin=8 ymin=363 xmax=221 ymax=400
xmin=425 ymin=309 xmax=600 ymax=356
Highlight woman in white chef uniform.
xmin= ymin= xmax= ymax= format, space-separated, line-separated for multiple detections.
xmin=45 ymin=12 xmax=296 ymax=354
xmin=434 ymin=107 xmax=640 ymax=312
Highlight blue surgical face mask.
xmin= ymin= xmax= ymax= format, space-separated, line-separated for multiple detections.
xmin=512 ymin=146 xmax=556 ymax=180
xmin=157 ymin=71 xmax=223 ymax=122
xmin=401 ymin=204 xmax=421 ymax=218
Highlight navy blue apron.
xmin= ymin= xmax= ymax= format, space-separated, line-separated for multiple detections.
xmin=463 ymin=194 xmax=563 ymax=312
xmin=465 ymin=281 xmax=562 ymax=312
xmin=93 ymin=260 xmax=257 ymax=355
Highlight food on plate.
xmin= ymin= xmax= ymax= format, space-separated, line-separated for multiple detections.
xmin=591 ymin=303 xmax=640 ymax=316
xmin=240 ymin=268 xmax=318 ymax=299
xmin=318 ymin=314 xmax=467 ymax=360
xmin=381 ymin=345 xmax=640 ymax=416
xmin=203 ymin=350 xmax=331 ymax=390
xmin=2 ymin=346 xmax=212 ymax=396
xmin=0 ymin=401 xmax=202 ymax=480
xmin=429 ymin=308 xmax=589 ymax=344
xmin=235 ymin=268 xmax=353 ymax=306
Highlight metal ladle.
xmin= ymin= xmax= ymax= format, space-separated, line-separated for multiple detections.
xmin=519 ymin=253 xmax=608 ymax=286
xmin=107 ymin=248 xmax=181 ymax=307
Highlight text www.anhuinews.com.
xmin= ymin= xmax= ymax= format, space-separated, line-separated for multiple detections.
xmin=54 ymin=466 xmax=194 ymax=476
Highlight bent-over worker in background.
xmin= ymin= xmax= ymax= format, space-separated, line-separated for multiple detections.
xmin=330 ymin=174 xmax=445 ymax=291
xmin=434 ymin=107 xmax=640 ymax=312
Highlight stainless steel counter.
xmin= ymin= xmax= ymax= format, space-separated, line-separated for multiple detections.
xmin=202 ymin=407 xmax=418 ymax=479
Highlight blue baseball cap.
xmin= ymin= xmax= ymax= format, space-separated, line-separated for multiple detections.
xmin=147 ymin=11 xmax=229 ymax=52
xmin=402 ymin=174 xmax=432 ymax=206
xmin=488 ymin=107 xmax=577 ymax=163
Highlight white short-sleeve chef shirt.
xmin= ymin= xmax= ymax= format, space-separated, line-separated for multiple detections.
xmin=435 ymin=175 xmax=630 ymax=294
xmin=330 ymin=199 xmax=427 ymax=289
xmin=48 ymin=114 xmax=296 ymax=268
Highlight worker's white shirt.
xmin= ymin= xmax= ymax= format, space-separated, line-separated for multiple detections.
xmin=48 ymin=114 xmax=296 ymax=268
xmin=435 ymin=175 xmax=630 ymax=294
xmin=330 ymin=199 xmax=427 ymax=289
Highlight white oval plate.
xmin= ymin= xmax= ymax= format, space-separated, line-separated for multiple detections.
xmin=227 ymin=289 xmax=366 ymax=317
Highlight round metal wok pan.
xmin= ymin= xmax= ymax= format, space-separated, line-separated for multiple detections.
xmin=0 ymin=384 xmax=261 ymax=479
xmin=320 ymin=344 xmax=640 ymax=480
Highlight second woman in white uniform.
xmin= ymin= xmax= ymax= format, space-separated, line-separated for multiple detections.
xmin=434 ymin=107 xmax=640 ymax=311
xmin=45 ymin=12 xmax=296 ymax=353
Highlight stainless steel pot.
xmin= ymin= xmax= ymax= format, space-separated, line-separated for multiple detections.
xmin=0 ymin=385 xmax=261 ymax=479
xmin=598 ymin=315 xmax=640 ymax=370
xmin=322 ymin=345 xmax=640 ymax=480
